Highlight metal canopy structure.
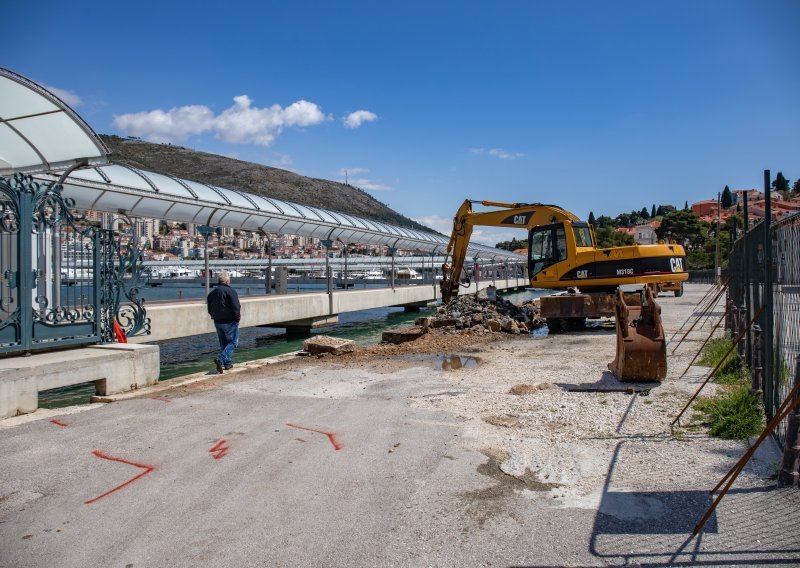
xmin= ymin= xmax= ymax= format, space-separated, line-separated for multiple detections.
xmin=0 ymin=68 xmax=109 ymax=175
xmin=35 ymin=163 xmax=524 ymax=261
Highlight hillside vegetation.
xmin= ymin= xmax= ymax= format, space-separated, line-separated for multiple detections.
xmin=99 ymin=135 xmax=432 ymax=233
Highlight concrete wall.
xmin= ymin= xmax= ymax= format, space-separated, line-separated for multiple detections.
xmin=0 ymin=343 xmax=159 ymax=419
xmin=133 ymin=278 xmax=526 ymax=343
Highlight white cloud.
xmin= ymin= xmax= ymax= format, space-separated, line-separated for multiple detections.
xmin=469 ymin=147 xmax=524 ymax=160
xmin=113 ymin=105 xmax=214 ymax=143
xmin=43 ymin=85 xmax=82 ymax=107
xmin=343 ymin=110 xmax=378 ymax=129
xmin=113 ymin=95 xmax=327 ymax=145
xmin=412 ymin=214 xmax=523 ymax=245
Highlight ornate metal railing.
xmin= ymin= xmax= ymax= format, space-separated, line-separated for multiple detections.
xmin=0 ymin=173 xmax=149 ymax=355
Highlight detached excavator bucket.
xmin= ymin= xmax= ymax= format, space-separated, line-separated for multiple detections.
xmin=608 ymin=287 xmax=667 ymax=382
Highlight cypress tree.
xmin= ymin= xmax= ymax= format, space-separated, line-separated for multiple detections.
xmin=651 ymin=204 xmax=656 ymax=218
xmin=721 ymin=185 xmax=733 ymax=209
xmin=588 ymin=211 xmax=596 ymax=226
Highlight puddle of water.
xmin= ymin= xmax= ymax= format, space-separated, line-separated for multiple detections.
xmin=437 ymin=354 xmax=480 ymax=370
xmin=403 ymin=353 xmax=481 ymax=370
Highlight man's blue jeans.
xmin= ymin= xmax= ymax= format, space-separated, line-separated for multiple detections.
xmin=214 ymin=321 xmax=239 ymax=368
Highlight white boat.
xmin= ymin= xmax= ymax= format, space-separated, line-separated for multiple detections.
xmin=357 ymin=269 xmax=385 ymax=280
xmin=395 ymin=267 xmax=422 ymax=280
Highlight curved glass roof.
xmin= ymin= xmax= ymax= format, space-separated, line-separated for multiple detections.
xmin=35 ymin=164 xmax=522 ymax=260
xmin=0 ymin=67 xmax=109 ymax=175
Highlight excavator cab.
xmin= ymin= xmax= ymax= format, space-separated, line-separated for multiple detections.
xmin=528 ymin=221 xmax=594 ymax=286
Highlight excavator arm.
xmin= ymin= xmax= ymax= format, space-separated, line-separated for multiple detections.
xmin=440 ymin=200 xmax=579 ymax=302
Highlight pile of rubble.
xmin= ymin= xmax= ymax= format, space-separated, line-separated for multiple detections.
xmin=380 ymin=294 xmax=545 ymax=345
xmin=425 ymin=294 xmax=544 ymax=335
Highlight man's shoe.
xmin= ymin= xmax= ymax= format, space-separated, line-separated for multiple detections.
xmin=214 ymin=358 xmax=224 ymax=374
xmin=224 ymin=364 xmax=233 ymax=370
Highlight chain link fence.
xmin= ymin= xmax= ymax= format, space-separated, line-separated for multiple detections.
xmin=728 ymin=211 xmax=800 ymax=448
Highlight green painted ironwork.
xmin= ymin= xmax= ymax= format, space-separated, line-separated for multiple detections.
xmin=0 ymin=173 xmax=149 ymax=355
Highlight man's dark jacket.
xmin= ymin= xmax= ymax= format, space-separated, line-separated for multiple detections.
xmin=207 ymin=284 xmax=241 ymax=324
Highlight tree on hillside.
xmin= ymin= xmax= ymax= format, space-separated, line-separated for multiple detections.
xmin=594 ymin=227 xmax=635 ymax=248
xmin=651 ymin=204 xmax=656 ymax=218
xmin=656 ymin=209 xmax=710 ymax=250
xmin=640 ymin=207 xmax=650 ymax=220
xmin=721 ymin=185 xmax=733 ymax=209
xmin=684 ymin=200 xmax=689 ymax=211
xmin=495 ymin=237 xmax=521 ymax=251
xmin=772 ymin=172 xmax=790 ymax=193
xmin=793 ymin=179 xmax=800 ymax=195
xmin=595 ymin=215 xmax=615 ymax=228
xmin=656 ymin=205 xmax=676 ymax=217
xmin=588 ymin=211 xmax=596 ymax=226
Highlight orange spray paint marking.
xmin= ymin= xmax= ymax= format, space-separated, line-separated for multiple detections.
xmin=147 ymin=396 xmax=172 ymax=403
xmin=286 ymin=423 xmax=343 ymax=451
xmin=49 ymin=419 xmax=69 ymax=427
xmin=209 ymin=440 xmax=230 ymax=459
xmin=84 ymin=450 xmax=154 ymax=505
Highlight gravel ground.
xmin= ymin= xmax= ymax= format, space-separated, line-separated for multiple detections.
xmin=288 ymin=283 xmax=799 ymax=565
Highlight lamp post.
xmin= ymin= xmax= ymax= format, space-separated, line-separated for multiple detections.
xmin=321 ymin=239 xmax=333 ymax=294
xmin=388 ymin=247 xmax=398 ymax=290
xmin=198 ymin=225 xmax=216 ymax=295
xmin=341 ymin=239 xmax=348 ymax=290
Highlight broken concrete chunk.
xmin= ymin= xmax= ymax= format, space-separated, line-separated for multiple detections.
xmin=302 ymin=335 xmax=357 ymax=356
xmin=415 ymin=316 xmax=432 ymax=329
xmin=382 ymin=325 xmax=427 ymax=344
xmin=430 ymin=318 xmax=458 ymax=329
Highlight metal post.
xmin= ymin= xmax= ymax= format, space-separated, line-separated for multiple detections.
xmin=342 ymin=240 xmax=348 ymax=290
xmin=198 ymin=225 xmax=216 ymax=296
xmin=52 ymin=224 xmax=61 ymax=308
xmin=764 ymin=170 xmax=774 ymax=414
xmin=18 ymin=190 xmax=32 ymax=354
xmin=93 ymin=230 xmax=102 ymax=342
xmin=778 ymin=355 xmax=800 ymax=487
xmin=390 ymin=250 xmax=396 ymax=290
xmin=266 ymin=235 xmax=273 ymax=294
xmin=752 ymin=324 xmax=763 ymax=393
xmin=715 ymin=191 xmax=721 ymax=285
xmin=743 ymin=192 xmax=752 ymax=367
xmin=204 ymin=239 xmax=210 ymax=295
xmin=321 ymin=239 xmax=333 ymax=295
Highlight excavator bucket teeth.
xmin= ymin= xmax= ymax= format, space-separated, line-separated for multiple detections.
xmin=608 ymin=287 xmax=667 ymax=382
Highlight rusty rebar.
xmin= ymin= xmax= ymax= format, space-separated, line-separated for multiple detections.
xmin=672 ymin=305 xmax=764 ymax=426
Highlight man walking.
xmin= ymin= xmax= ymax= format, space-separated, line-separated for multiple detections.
xmin=206 ymin=271 xmax=241 ymax=373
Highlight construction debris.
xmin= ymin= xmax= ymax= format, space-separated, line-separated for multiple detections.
xmin=430 ymin=295 xmax=545 ymax=334
xmin=381 ymin=325 xmax=428 ymax=344
xmin=302 ymin=335 xmax=357 ymax=356
xmin=381 ymin=295 xmax=545 ymax=345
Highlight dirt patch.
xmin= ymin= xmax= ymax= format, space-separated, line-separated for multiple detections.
xmin=509 ymin=382 xmax=551 ymax=395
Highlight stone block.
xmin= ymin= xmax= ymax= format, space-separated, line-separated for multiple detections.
xmin=303 ymin=335 xmax=357 ymax=356
xmin=382 ymin=326 xmax=426 ymax=344
xmin=430 ymin=318 xmax=458 ymax=329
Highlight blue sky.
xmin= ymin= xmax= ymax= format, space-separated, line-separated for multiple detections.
xmin=6 ymin=0 xmax=799 ymax=243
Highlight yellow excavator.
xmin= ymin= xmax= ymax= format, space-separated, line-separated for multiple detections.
xmin=440 ymin=200 xmax=689 ymax=380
